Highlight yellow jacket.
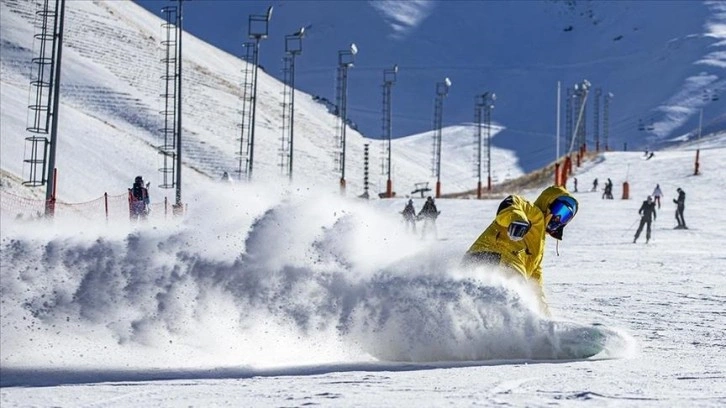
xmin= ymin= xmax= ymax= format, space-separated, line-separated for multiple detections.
xmin=465 ymin=185 xmax=577 ymax=311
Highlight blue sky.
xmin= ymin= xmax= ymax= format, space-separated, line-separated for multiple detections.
xmin=133 ymin=0 xmax=725 ymax=169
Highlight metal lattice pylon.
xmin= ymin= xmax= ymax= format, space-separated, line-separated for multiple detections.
xmin=158 ymin=6 xmax=178 ymax=189
xmin=604 ymin=92 xmax=612 ymax=151
xmin=23 ymin=0 xmax=64 ymax=188
xmin=279 ymin=55 xmax=292 ymax=174
xmin=236 ymin=42 xmax=256 ymax=180
xmin=381 ymin=78 xmax=392 ymax=176
xmin=431 ymin=94 xmax=443 ymax=177
xmin=380 ymin=65 xmax=397 ymax=198
xmin=334 ymin=65 xmax=345 ymax=172
xmin=594 ymin=88 xmax=601 ymax=152
xmin=565 ymin=87 xmax=573 ymax=152
xmin=335 ymin=44 xmax=357 ymax=193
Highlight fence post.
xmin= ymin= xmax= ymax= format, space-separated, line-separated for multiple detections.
xmin=104 ymin=192 xmax=109 ymax=221
xmin=554 ymin=162 xmax=561 ymax=186
xmin=694 ymin=149 xmax=700 ymax=176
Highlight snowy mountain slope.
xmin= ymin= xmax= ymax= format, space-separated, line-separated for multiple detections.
xmin=0 ymin=0 xmax=522 ymax=203
xmin=132 ymin=0 xmax=726 ymax=173
xmin=393 ymin=124 xmax=524 ymax=189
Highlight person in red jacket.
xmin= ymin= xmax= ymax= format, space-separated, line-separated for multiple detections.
xmin=673 ymin=187 xmax=686 ymax=229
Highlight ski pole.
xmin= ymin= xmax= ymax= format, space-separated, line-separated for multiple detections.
xmin=621 ymin=217 xmax=640 ymax=236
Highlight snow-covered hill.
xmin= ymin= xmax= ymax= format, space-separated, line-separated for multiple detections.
xmin=0 ymin=0 xmax=523 ymax=204
xmin=132 ymin=0 xmax=726 ymax=171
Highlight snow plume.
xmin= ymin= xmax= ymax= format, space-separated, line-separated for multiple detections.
xmin=0 ymin=182 xmax=628 ymax=372
xmin=369 ymin=0 xmax=435 ymax=40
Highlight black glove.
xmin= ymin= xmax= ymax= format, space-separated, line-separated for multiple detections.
xmin=507 ymin=221 xmax=530 ymax=241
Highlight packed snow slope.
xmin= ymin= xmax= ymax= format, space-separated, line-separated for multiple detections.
xmin=1 ymin=135 xmax=724 ymax=407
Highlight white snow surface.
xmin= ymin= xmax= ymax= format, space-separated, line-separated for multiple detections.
xmin=1 ymin=143 xmax=725 ymax=406
xmin=1 ymin=1 xmax=725 ymax=407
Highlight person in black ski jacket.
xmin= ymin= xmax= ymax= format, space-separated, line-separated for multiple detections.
xmin=401 ymin=199 xmax=417 ymax=233
xmin=129 ymin=176 xmax=150 ymax=221
xmin=602 ymin=178 xmax=613 ymax=199
xmin=634 ymin=196 xmax=657 ymax=243
xmin=417 ymin=196 xmax=440 ymax=238
xmin=673 ymin=187 xmax=687 ymax=229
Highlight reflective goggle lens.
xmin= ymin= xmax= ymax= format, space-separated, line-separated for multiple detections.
xmin=548 ymin=197 xmax=577 ymax=230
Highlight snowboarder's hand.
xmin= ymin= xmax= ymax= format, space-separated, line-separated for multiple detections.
xmin=507 ymin=221 xmax=530 ymax=241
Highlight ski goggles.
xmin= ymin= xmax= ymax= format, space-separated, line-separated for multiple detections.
xmin=547 ymin=196 xmax=578 ymax=232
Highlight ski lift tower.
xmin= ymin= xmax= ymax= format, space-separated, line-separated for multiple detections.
xmin=381 ymin=64 xmax=398 ymax=198
xmin=568 ymin=79 xmax=590 ymax=155
xmin=432 ymin=77 xmax=451 ymax=198
xmin=474 ymin=92 xmax=496 ymax=198
xmin=699 ymin=88 xmax=719 ymax=142
xmin=173 ymin=0 xmax=185 ymax=210
xmin=565 ymin=86 xmax=574 ymax=153
xmin=573 ymin=81 xmax=589 ymax=153
xmin=237 ymin=41 xmax=255 ymax=180
xmin=280 ymin=26 xmax=304 ymax=181
xmin=604 ymin=92 xmax=613 ymax=151
xmin=594 ymin=88 xmax=601 ymax=152
xmin=23 ymin=0 xmax=66 ymax=216
xmin=156 ymin=0 xmax=185 ymax=211
xmin=246 ymin=6 xmax=273 ymax=180
xmin=695 ymin=88 xmax=719 ymax=176
xmin=335 ymin=43 xmax=358 ymax=194
xmin=158 ymin=5 xmax=178 ymax=196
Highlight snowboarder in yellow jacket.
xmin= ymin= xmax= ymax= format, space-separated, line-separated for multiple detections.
xmin=463 ymin=185 xmax=578 ymax=314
